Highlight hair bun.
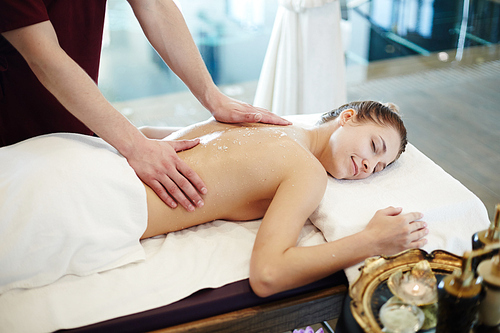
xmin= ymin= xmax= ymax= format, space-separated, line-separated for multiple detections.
xmin=382 ymin=102 xmax=400 ymax=114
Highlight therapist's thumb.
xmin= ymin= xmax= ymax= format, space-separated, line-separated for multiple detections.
xmin=167 ymin=139 xmax=200 ymax=152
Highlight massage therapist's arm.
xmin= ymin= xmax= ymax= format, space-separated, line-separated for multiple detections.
xmin=127 ymin=0 xmax=290 ymax=126
xmin=249 ymin=163 xmax=428 ymax=297
xmin=1 ymin=21 xmax=207 ymax=212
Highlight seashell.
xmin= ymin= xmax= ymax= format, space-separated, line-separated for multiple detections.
xmin=387 ymin=260 xmax=438 ymax=306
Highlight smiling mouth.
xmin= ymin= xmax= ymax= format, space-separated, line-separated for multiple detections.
xmin=351 ymin=157 xmax=358 ymax=177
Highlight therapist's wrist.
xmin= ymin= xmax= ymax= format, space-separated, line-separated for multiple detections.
xmin=198 ymin=85 xmax=225 ymax=115
xmin=105 ymin=125 xmax=149 ymax=161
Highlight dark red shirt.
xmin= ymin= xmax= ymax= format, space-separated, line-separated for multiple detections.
xmin=0 ymin=0 xmax=107 ymax=146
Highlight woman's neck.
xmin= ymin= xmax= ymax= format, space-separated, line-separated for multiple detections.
xmin=303 ymin=120 xmax=340 ymax=160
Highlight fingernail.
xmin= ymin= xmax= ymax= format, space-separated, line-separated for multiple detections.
xmin=188 ymin=204 xmax=195 ymax=212
xmin=197 ymin=200 xmax=204 ymax=207
xmin=201 ymin=187 xmax=208 ymax=195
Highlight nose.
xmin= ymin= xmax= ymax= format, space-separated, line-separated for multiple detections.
xmin=362 ymin=158 xmax=376 ymax=173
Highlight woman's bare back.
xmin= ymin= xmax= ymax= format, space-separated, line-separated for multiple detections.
xmin=141 ymin=120 xmax=315 ymax=239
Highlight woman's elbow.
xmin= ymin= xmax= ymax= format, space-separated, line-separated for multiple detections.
xmin=249 ymin=263 xmax=282 ymax=298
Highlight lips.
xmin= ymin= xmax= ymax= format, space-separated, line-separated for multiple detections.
xmin=351 ymin=157 xmax=358 ymax=177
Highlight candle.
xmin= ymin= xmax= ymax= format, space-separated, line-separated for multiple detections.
xmin=401 ymin=281 xmax=428 ymax=298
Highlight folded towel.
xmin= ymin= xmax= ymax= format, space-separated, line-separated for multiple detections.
xmin=0 ymin=133 xmax=148 ymax=294
xmin=309 ymin=143 xmax=490 ymax=283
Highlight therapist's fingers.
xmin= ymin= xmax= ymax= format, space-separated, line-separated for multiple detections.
xmin=253 ymin=107 xmax=292 ymax=126
xmin=148 ymin=179 xmax=178 ymax=209
xmin=157 ymin=171 xmax=199 ymax=212
xmin=167 ymin=139 xmax=207 ymax=198
xmin=127 ymin=138 xmax=206 ymax=211
xmin=168 ymin=138 xmax=200 ymax=152
xmin=159 ymin=140 xmax=207 ymax=211
xmin=217 ymin=107 xmax=291 ymax=126
xmin=211 ymin=98 xmax=291 ymax=126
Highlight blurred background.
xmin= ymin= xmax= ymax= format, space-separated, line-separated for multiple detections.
xmin=98 ymin=0 xmax=500 ymax=220
xmin=99 ymin=0 xmax=499 ymax=107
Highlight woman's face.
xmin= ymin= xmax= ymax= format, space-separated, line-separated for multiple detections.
xmin=322 ymin=111 xmax=401 ymax=180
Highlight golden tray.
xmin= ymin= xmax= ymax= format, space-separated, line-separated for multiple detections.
xmin=349 ymin=249 xmax=463 ymax=333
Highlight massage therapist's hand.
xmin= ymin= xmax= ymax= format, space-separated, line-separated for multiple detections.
xmin=363 ymin=206 xmax=428 ymax=255
xmin=126 ymin=138 xmax=207 ymax=212
xmin=209 ymin=93 xmax=291 ymax=126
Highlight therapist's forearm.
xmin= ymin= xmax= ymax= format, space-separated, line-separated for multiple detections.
xmin=32 ymin=48 xmax=146 ymax=155
xmin=2 ymin=21 xmax=147 ymax=156
xmin=128 ymin=0 xmax=221 ymax=112
xmin=2 ymin=21 xmax=146 ymax=156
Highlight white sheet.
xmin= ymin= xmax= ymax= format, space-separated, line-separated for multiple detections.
xmin=0 ymin=220 xmax=324 ymax=333
xmin=0 ymin=115 xmax=490 ymax=332
xmin=0 ymin=134 xmax=148 ymax=294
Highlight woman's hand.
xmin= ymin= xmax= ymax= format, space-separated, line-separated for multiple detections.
xmin=362 ymin=206 xmax=428 ymax=256
xmin=126 ymin=138 xmax=207 ymax=212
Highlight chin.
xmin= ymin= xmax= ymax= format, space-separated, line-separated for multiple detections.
xmin=327 ymin=170 xmax=343 ymax=180
xmin=326 ymin=165 xmax=349 ymax=180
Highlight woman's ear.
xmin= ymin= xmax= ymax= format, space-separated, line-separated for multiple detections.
xmin=339 ymin=109 xmax=357 ymax=126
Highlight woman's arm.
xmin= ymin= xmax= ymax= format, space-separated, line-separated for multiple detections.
xmin=127 ymin=0 xmax=291 ymax=126
xmin=1 ymin=21 xmax=207 ymax=211
xmin=250 ymin=161 xmax=428 ymax=297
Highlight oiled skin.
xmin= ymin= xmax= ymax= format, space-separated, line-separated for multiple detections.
xmin=142 ymin=119 xmax=324 ymax=239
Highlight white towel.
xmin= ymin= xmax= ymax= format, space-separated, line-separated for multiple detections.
xmin=309 ymin=143 xmax=491 ymax=283
xmin=0 ymin=133 xmax=148 ymax=294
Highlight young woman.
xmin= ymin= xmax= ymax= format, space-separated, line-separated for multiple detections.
xmin=141 ymin=100 xmax=428 ymax=297
xmin=0 ymin=100 xmax=427 ymax=296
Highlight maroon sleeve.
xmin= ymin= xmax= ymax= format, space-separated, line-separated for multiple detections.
xmin=0 ymin=0 xmax=50 ymax=33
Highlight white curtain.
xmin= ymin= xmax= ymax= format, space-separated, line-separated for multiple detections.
xmin=254 ymin=0 xmax=348 ymax=116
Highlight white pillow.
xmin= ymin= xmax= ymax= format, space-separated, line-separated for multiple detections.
xmin=308 ymin=143 xmax=490 ymax=283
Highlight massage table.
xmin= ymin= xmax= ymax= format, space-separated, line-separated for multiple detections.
xmin=0 ymin=114 xmax=490 ymax=333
